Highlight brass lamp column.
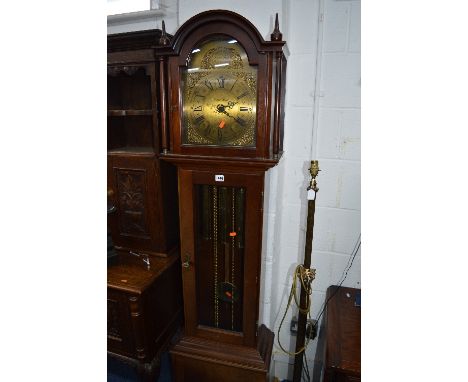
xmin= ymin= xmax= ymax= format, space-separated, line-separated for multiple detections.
xmin=293 ymin=160 xmax=320 ymax=382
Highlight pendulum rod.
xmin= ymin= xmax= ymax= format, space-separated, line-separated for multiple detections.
xmin=212 ymin=185 xmax=219 ymax=328
xmin=231 ymin=188 xmax=236 ymax=330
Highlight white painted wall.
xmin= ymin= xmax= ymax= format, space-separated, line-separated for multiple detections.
xmin=107 ymin=0 xmax=179 ymax=35
xmin=108 ymin=1 xmax=361 ymax=380
xmin=271 ymin=1 xmax=360 ymax=380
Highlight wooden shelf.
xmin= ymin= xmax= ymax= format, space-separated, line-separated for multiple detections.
xmin=108 ymin=146 xmax=154 ymax=155
xmin=108 ymin=109 xmax=153 ymax=117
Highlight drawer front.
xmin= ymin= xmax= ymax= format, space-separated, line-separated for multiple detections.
xmin=107 ymin=290 xmax=135 ymax=357
xmin=345 ymin=376 xmax=360 ymax=382
xmin=324 ymin=370 xmax=360 ymax=382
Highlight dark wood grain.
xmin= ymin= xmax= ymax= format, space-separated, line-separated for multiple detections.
xmin=107 ymin=31 xmax=179 ymax=256
xmin=163 ymin=10 xmax=286 ymax=162
xmin=177 ymin=168 xmax=264 ymax=347
xmin=162 ymin=11 xmax=284 ymax=381
xmin=323 ymin=285 xmax=361 ymax=382
xmin=161 ymin=152 xmax=281 ymax=171
xmin=257 ymin=324 xmax=274 ymax=370
xmin=272 ymin=51 xmax=282 ymax=157
xmin=279 ymin=52 xmax=287 ymax=155
xmin=107 ymin=28 xmax=182 ymax=382
xmin=158 ymin=56 xmax=169 ymax=153
xmin=107 ymin=109 xmax=153 ymax=117
xmin=108 ymin=29 xmax=168 ymax=52
xmin=108 ymin=251 xmax=179 ymax=293
xmin=108 ymin=254 xmax=183 ymax=380
xmin=171 ymin=335 xmax=270 ymax=382
xmin=108 ymin=154 xmax=163 ymax=253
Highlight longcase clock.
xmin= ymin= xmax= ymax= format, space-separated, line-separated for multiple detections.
xmin=159 ymin=10 xmax=288 ymax=382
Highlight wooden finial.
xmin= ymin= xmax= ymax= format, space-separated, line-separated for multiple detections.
xmin=159 ymin=20 xmax=170 ymax=46
xmin=270 ymin=13 xmax=282 ymax=41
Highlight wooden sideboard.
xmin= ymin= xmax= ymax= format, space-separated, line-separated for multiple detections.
xmin=323 ymin=285 xmax=361 ymax=382
xmin=107 ymin=253 xmax=182 ymax=381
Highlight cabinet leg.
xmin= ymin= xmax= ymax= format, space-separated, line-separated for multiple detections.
xmin=136 ymin=359 xmax=160 ymax=382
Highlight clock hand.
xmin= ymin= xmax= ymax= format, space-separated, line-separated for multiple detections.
xmin=216 ymin=103 xmax=245 ymax=127
xmin=222 ymin=110 xmax=235 ymax=119
xmin=216 ymin=104 xmax=236 ymax=119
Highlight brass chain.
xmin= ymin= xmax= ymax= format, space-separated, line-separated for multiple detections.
xmin=231 ymin=188 xmax=236 ymax=330
xmin=213 ymin=185 xmax=219 ymax=328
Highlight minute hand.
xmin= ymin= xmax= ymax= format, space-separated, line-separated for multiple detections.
xmin=221 ymin=109 xmax=235 ymax=119
xmin=216 ymin=104 xmax=235 ymax=119
xmin=216 ymin=104 xmax=246 ymax=126
xmin=222 ymin=110 xmax=246 ymax=126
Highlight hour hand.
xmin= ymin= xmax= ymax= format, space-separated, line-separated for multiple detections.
xmin=227 ymin=101 xmax=237 ymax=109
xmin=216 ymin=104 xmax=235 ymax=119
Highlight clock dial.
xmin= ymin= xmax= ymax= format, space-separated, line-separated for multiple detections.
xmin=181 ymin=38 xmax=257 ymax=147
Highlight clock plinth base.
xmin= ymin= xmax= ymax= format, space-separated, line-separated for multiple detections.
xmin=170 ymin=326 xmax=274 ymax=382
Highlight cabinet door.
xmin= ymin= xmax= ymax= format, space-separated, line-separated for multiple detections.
xmin=179 ymin=169 xmax=264 ymax=348
xmin=107 ymin=289 xmax=135 ymax=356
xmin=107 ymin=154 xmax=161 ymax=253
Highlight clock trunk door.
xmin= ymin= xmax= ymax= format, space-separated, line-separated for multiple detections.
xmin=179 ymin=169 xmax=264 ymax=347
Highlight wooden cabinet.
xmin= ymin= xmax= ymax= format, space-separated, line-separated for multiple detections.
xmin=323 ymin=286 xmax=361 ymax=382
xmin=107 ymin=153 xmax=178 ymax=256
xmin=107 ymin=255 xmax=182 ymax=381
xmin=107 ymin=29 xmax=179 ymax=257
xmin=107 ymin=28 xmax=182 ymax=381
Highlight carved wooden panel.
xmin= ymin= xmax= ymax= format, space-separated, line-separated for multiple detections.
xmin=107 ymin=299 xmax=122 ymax=341
xmin=107 ymin=154 xmax=176 ymax=255
xmin=107 ymin=289 xmax=135 ymax=357
xmin=115 ymin=169 xmax=150 ymax=238
xmin=107 ymin=65 xmax=146 ymax=77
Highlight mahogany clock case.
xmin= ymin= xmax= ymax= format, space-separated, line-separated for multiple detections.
xmin=176 ymin=167 xmax=265 ymax=347
xmin=160 ymin=10 xmax=288 ymax=165
xmin=158 ymin=10 xmax=288 ymax=382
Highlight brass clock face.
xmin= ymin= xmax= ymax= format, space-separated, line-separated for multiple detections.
xmin=181 ymin=38 xmax=257 ymax=147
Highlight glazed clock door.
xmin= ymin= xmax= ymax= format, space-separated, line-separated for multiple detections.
xmin=167 ymin=25 xmax=272 ymax=160
xmin=179 ymin=168 xmax=264 ymax=347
